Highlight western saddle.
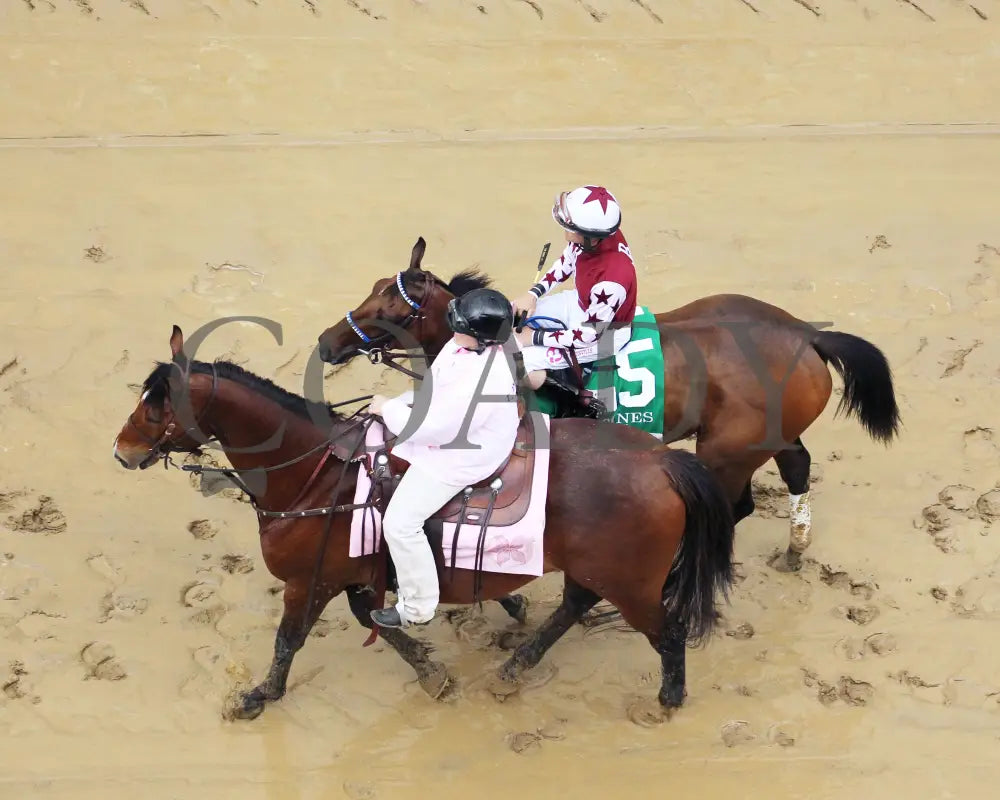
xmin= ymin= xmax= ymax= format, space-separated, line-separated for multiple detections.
xmin=363 ymin=411 xmax=539 ymax=529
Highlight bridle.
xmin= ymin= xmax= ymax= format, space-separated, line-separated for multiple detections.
xmin=126 ymin=362 xmax=219 ymax=470
xmin=343 ymin=270 xmax=440 ymax=380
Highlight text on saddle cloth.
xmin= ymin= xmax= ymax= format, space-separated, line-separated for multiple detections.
xmin=349 ymin=415 xmax=550 ymax=578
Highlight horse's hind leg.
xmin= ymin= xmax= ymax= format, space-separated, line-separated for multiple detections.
xmin=489 ymin=578 xmax=599 ymax=699
xmin=605 ymin=587 xmax=688 ymax=722
xmin=234 ymin=578 xmax=333 ymax=721
xmin=655 ymin=615 xmax=688 ymax=713
xmin=773 ymin=437 xmax=812 ymax=572
xmin=734 ymin=481 xmax=755 ymax=524
xmin=345 ymin=585 xmax=453 ymax=700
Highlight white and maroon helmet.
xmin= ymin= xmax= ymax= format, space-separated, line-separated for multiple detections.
xmin=552 ymin=185 xmax=622 ymax=238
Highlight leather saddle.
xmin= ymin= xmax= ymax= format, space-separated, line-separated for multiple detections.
xmin=364 ymin=412 xmax=538 ymax=529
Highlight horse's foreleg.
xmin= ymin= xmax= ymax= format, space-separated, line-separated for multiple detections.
xmin=233 ymin=579 xmax=331 ymax=721
xmin=345 ymin=585 xmax=453 ymax=700
xmin=490 ymin=578 xmax=599 ymax=697
xmin=773 ymin=437 xmax=812 ymax=571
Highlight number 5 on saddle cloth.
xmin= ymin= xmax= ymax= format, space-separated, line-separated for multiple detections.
xmin=518 ymin=306 xmax=665 ymax=441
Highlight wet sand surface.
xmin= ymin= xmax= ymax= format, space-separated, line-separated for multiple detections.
xmin=2 ymin=1 xmax=999 ymax=798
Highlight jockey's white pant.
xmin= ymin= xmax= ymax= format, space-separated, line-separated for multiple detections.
xmin=517 ymin=290 xmax=632 ymax=373
xmin=382 ymin=464 xmax=465 ymax=624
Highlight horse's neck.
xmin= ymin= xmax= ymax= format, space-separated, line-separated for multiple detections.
xmin=204 ymin=380 xmax=358 ymax=506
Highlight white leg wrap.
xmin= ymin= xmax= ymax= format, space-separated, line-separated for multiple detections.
xmin=789 ymin=491 xmax=812 ymax=553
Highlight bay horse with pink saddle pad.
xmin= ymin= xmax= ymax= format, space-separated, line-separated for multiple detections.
xmin=317 ymin=237 xmax=901 ymax=571
xmin=112 ymin=325 xmax=736 ymax=721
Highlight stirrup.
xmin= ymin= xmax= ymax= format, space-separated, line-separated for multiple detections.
xmin=577 ymin=390 xmax=609 ymax=420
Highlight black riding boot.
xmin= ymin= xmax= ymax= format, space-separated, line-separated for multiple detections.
xmin=540 ymin=368 xmax=609 ymax=420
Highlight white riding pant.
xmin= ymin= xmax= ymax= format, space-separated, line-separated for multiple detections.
xmin=381 ymin=464 xmax=465 ymax=624
xmin=517 ymin=290 xmax=632 ymax=373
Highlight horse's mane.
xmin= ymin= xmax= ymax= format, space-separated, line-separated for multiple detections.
xmin=445 ymin=268 xmax=492 ymax=297
xmin=397 ymin=266 xmax=492 ymax=299
xmin=141 ymin=359 xmax=346 ymax=423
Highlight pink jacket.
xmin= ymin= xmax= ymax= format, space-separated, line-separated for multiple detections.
xmin=380 ymin=337 xmax=520 ymax=487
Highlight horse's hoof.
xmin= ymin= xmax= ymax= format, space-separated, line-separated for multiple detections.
xmin=226 ymin=693 xmax=267 ymax=721
xmin=770 ymin=548 xmax=803 ymax=573
xmin=658 ymin=684 xmax=686 ymax=713
xmin=418 ymin=661 xmax=452 ymax=700
xmin=223 ymin=683 xmax=284 ymax=721
xmin=487 ymin=672 xmax=521 ymax=702
xmin=627 ymin=695 xmax=670 ymax=727
xmin=501 ymin=594 xmax=529 ymax=626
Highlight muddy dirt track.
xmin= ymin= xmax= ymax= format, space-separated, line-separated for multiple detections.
xmin=2 ymin=1 xmax=999 ymax=798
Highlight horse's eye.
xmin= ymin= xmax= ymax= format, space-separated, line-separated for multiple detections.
xmin=145 ymin=406 xmax=163 ymax=424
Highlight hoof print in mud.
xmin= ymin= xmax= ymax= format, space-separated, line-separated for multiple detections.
xmin=187 ymin=519 xmax=220 ymax=540
xmin=628 ymin=696 xmax=671 ymax=728
xmin=219 ymin=554 xmax=254 ymax=574
xmin=343 ymin=782 xmax=377 ymax=800
xmin=3 ymin=493 xmax=67 ymax=535
xmin=725 ymin=622 xmax=755 ymax=640
xmin=80 ymin=642 xmax=127 ymax=682
xmin=767 ymin=722 xmax=799 ymax=747
xmin=837 ymin=677 xmax=875 ymax=706
xmin=506 ymin=731 xmax=542 ymax=754
xmin=841 ymin=604 xmax=880 ymax=626
xmin=720 ymin=720 xmax=757 ymax=747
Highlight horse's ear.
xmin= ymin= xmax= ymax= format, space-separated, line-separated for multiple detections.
xmin=169 ymin=324 xmax=189 ymax=370
xmin=169 ymin=325 xmax=184 ymax=357
xmin=409 ymin=237 xmax=426 ymax=272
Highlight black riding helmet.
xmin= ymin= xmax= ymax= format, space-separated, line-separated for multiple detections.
xmin=446 ymin=288 xmax=514 ymax=349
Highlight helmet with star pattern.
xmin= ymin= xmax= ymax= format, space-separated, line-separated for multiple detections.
xmin=552 ymin=185 xmax=622 ymax=238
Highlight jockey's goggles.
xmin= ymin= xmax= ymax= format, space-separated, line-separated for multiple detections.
xmin=551 ymin=192 xmax=575 ymax=232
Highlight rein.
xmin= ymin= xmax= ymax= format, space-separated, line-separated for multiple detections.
xmin=360 ymin=346 xmax=429 ymax=381
xmin=178 ymin=399 xmax=378 ymax=520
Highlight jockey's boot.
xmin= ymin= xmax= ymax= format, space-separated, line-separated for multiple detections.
xmin=541 ymin=368 xmax=609 ymax=420
xmin=370 ymin=607 xmax=431 ymax=629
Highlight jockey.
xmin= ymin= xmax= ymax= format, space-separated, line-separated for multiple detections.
xmin=512 ymin=185 xmax=638 ymax=417
xmin=367 ymin=288 xmax=521 ymax=630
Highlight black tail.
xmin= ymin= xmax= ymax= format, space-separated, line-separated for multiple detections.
xmin=811 ymin=330 xmax=901 ymax=445
xmin=659 ymin=449 xmax=736 ymax=647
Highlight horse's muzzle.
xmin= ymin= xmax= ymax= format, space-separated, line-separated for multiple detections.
xmin=113 ymin=445 xmax=160 ymax=471
xmin=318 ymin=342 xmax=356 ymax=366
